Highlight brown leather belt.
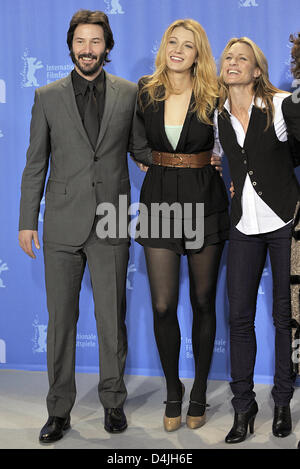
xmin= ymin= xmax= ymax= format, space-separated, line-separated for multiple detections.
xmin=152 ymin=150 xmax=212 ymax=168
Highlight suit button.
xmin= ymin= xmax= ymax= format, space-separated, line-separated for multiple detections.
xmin=258 ymin=191 xmax=263 ymax=196
xmin=241 ymin=149 xmax=245 ymax=154
xmin=252 ymin=181 xmax=257 ymax=186
xmin=243 ymin=160 xmax=247 ymax=164
xmin=94 ymin=156 xmax=99 ymax=162
xmin=92 ymin=182 xmax=95 ymax=187
xmin=249 ymin=170 xmax=253 ymax=175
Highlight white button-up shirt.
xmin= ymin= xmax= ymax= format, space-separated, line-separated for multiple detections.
xmin=214 ymin=92 xmax=292 ymax=235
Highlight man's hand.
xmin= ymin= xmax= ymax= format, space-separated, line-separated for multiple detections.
xmin=19 ymin=230 xmax=40 ymax=259
xmin=136 ymin=162 xmax=149 ymax=172
xmin=229 ymin=181 xmax=235 ymax=198
xmin=130 ymin=155 xmax=149 ymax=172
xmin=211 ymin=154 xmax=222 ymax=175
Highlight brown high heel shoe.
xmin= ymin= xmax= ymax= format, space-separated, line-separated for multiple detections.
xmin=186 ymin=401 xmax=208 ymax=429
xmin=163 ymin=383 xmax=185 ymax=432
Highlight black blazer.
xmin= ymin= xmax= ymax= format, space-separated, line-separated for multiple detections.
xmin=135 ymin=79 xmax=229 ymax=217
xmin=136 ymin=79 xmax=214 ymax=153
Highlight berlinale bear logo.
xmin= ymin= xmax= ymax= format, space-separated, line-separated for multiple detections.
xmin=21 ymin=50 xmax=43 ymax=88
xmin=0 ymin=259 xmax=8 ymax=288
xmin=32 ymin=316 xmax=47 ymax=353
xmin=104 ymin=0 xmax=125 ymax=14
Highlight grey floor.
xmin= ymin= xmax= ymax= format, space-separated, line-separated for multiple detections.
xmin=0 ymin=369 xmax=300 ymax=450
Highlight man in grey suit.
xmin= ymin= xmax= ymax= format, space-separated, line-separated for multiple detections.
xmin=18 ymin=10 xmax=151 ymax=443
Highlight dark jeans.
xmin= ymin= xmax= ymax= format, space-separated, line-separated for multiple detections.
xmin=227 ymin=223 xmax=294 ymax=412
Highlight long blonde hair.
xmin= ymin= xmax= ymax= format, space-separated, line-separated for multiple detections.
xmin=139 ymin=19 xmax=218 ymax=125
xmin=218 ymin=37 xmax=284 ymax=129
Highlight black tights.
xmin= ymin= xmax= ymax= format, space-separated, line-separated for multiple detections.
xmin=144 ymin=243 xmax=224 ymax=416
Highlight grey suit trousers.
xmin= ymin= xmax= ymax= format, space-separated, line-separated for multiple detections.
xmin=43 ymin=223 xmax=129 ymax=418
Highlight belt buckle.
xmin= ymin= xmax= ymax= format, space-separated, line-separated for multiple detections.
xmin=173 ymin=153 xmax=183 ymax=166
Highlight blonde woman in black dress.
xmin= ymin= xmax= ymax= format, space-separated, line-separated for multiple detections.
xmin=134 ymin=19 xmax=230 ymax=431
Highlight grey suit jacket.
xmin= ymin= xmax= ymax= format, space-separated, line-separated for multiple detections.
xmin=19 ymin=71 xmax=151 ymax=245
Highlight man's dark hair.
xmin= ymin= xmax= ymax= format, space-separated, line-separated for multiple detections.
xmin=67 ymin=10 xmax=114 ymax=65
xmin=290 ymin=33 xmax=300 ymax=79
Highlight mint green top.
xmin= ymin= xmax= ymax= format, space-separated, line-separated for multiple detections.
xmin=165 ymin=125 xmax=183 ymax=151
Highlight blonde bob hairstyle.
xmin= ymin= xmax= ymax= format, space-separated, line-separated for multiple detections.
xmin=218 ymin=37 xmax=284 ymax=129
xmin=139 ymin=19 xmax=218 ymax=125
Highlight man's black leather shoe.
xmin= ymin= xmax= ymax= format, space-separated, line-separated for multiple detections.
xmin=104 ymin=408 xmax=127 ymax=433
xmin=272 ymin=405 xmax=292 ymax=438
xmin=39 ymin=416 xmax=71 ymax=443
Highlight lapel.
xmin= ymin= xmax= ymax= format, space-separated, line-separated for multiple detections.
xmin=60 ymin=73 xmax=91 ymax=146
xmin=243 ymin=106 xmax=266 ymax=154
xmin=158 ymin=92 xmax=194 ymax=152
xmin=218 ymin=109 xmax=241 ymax=152
xmin=95 ymin=71 xmax=119 ymax=150
xmin=220 ymin=105 xmax=266 ymax=151
xmin=60 ymin=71 xmax=119 ymax=151
xmin=158 ymin=100 xmax=174 ymax=152
xmin=176 ymin=94 xmax=194 ymax=152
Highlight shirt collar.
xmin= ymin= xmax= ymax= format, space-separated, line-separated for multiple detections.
xmin=223 ymin=95 xmax=264 ymax=115
xmin=72 ymin=68 xmax=105 ymax=96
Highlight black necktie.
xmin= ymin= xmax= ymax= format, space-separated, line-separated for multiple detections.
xmin=84 ymin=83 xmax=99 ymax=149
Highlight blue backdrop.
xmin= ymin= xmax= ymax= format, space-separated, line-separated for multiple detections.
xmin=0 ymin=0 xmax=299 ymax=386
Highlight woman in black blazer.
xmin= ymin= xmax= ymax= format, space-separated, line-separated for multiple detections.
xmin=135 ymin=19 xmax=230 ymax=432
xmin=215 ymin=37 xmax=299 ymax=444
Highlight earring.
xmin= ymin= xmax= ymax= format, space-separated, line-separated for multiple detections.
xmin=193 ymin=62 xmax=197 ymax=76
